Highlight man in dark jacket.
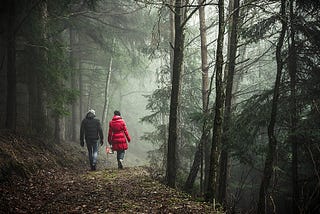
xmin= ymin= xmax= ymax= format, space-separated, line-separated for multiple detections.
xmin=80 ymin=109 xmax=104 ymax=171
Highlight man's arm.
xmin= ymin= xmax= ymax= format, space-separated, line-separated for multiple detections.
xmin=97 ymin=120 xmax=104 ymax=145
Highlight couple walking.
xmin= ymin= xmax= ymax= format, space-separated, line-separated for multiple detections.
xmin=80 ymin=110 xmax=131 ymax=170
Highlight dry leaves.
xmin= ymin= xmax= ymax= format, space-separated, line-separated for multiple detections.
xmin=0 ymin=130 xmax=219 ymax=213
xmin=1 ymin=167 xmax=218 ymax=213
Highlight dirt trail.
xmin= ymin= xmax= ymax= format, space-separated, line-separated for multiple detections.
xmin=1 ymin=166 xmax=216 ymax=213
xmin=0 ymin=130 xmax=217 ymax=213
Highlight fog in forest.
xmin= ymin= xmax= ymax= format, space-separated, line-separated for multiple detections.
xmin=1 ymin=0 xmax=320 ymax=213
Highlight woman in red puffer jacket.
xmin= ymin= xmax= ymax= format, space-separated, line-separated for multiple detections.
xmin=107 ymin=110 xmax=131 ymax=169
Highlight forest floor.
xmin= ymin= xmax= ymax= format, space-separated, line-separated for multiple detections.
xmin=0 ymin=130 xmax=219 ymax=213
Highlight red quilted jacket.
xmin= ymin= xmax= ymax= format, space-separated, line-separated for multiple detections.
xmin=108 ymin=115 xmax=131 ymax=151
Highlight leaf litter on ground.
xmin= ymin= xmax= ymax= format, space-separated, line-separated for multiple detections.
xmin=1 ymin=166 xmax=219 ymax=213
xmin=0 ymin=130 xmax=221 ymax=213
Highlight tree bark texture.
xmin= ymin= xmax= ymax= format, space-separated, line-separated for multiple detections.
xmin=79 ymin=62 xmax=83 ymax=119
xmin=206 ymin=0 xmax=225 ymax=203
xmin=199 ymin=1 xmax=210 ymax=172
xmin=27 ymin=1 xmax=48 ymax=135
xmin=184 ymin=126 xmax=209 ymax=193
xmin=184 ymin=0 xmax=209 ymax=194
xmin=169 ymin=0 xmax=175 ymax=81
xmin=70 ymin=27 xmax=78 ymax=141
xmin=218 ymin=0 xmax=240 ymax=205
xmin=288 ymin=0 xmax=299 ymax=212
xmin=166 ymin=0 xmax=185 ymax=188
xmin=54 ymin=115 xmax=61 ymax=143
xmin=5 ymin=0 xmax=16 ymax=130
xmin=257 ymin=0 xmax=286 ymax=213
xmin=102 ymin=53 xmax=113 ymax=129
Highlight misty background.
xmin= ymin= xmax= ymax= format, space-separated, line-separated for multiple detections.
xmin=1 ymin=0 xmax=320 ymax=213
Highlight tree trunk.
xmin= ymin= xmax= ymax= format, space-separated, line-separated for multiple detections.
xmin=166 ymin=0 xmax=185 ymax=188
xmin=87 ymin=68 xmax=94 ymax=111
xmin=27 ymin=0 xmax=48 ymax=135
xmin=288 ymin=0 xmax=299 ymax=212
xmin=102 ymin=52 xmax=113 ymax=129
xmin=39 ymin=0 xmax=48 ymax=126
xmin=54 ymin=115 xmax=61 ymax=143
xmin=61 ymin=116 xmax=66 ymax=141
xmin=169 ymin=0 xmax=175 ymax=80
xmin=0 ymin=11 xmax=6 ymax=128
xmin=54 ymin=112 xmax=66 ymax=143
xmin=184 ymin=0 xmax=209 ymax=194
xmin=204 ymin=130 xmax=211 ymax=196
xmin=79 ymin=62 xmax=83 ymax=119
xmin=5 ymin=0 xmax=16 ymax=131
xmin=218 ymin=0 xmax=240 ymax=205
xmin=257 ymin=0 xmax=286 ymax=213
xmin=70 ymin=27 xmax=78 ymax=141
xmin=206 ymin=0 xmax=225 ymax=203
xmin=162 ymin=0 xmax=174 ymax=171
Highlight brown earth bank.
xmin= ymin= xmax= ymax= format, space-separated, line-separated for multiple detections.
xmin=0 ymin=130 xmax=219 ymax=213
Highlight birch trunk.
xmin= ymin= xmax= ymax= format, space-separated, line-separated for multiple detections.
xmin=102 ymin=54 xmax=113 ymax=129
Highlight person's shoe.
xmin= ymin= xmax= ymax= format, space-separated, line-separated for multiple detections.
xmin=118 ymin=159 xmax=123 ymax=169
xmin=91 ymin=164 xmax=96 ymax=171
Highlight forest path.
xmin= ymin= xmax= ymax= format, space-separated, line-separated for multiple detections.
xmin=1 ymin=166 xmax=216 ymax=213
